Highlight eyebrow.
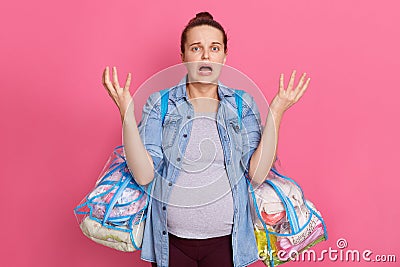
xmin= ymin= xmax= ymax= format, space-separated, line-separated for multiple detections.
xmin=189 ymin=41 xmax=222 ymax=46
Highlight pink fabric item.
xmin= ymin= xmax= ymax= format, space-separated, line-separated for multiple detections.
xmin=261 ymin=211 xmax=286 ymax=226
xmin=90 ymin=185 xmax=147 ymax=220
xmin=92 ymin=191 xmax=147 ymax=219
xmin=276 ymin=223 xmax=324 ymax=261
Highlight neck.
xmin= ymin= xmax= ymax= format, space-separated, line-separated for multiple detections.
xmin=186 ymin=82 xmax=219 ymax=100
xmin=186 ymin=82 xmax=220 ymax=113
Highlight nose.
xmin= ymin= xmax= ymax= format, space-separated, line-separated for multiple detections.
xmin=201 ymin=49 xmax=209 ymax=60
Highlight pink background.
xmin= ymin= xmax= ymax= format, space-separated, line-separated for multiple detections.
xmin=1 ymin=0 xmax=399 ymax=266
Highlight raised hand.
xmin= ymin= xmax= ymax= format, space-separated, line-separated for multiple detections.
xmin=102 ymin=66 xmax=133 ymax=118
xmin=270 ymin=70 xmax=310 ymax=114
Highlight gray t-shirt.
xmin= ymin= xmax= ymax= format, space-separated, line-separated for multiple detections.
xmin=166 ymin=112 xmax=234 ymax=239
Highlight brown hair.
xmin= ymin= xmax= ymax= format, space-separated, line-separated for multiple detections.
xmin=180 ymin=12 xmax=228 ymax=54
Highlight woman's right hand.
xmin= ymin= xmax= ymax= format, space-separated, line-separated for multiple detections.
xmin=102 ymin=66 xmax=133 ymax=119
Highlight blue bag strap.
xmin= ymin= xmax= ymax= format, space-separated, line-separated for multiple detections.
xmin=102 ymin=164 xmax=132 ymax=225
xmin=234 ymin=89 xmax=244 ymax=129
xmin=270 ymin=167 xmax=328 ymax=240
xmin=266 ymin=180 xmax=300 ymax=234
xmin=160 ymin=89 xmax=169 ymax=124
xmin=247 ymin=179 xmax=275 ymax=267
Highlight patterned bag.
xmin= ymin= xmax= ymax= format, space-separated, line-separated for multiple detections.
xmin=247 ymin=165 xmax=328 ymax=267
xmin=74 ymin=146 xmax=151 ymax=251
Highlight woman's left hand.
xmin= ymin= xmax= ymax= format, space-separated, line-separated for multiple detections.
xmin=269 ymin=70 xmax=311 ymax=115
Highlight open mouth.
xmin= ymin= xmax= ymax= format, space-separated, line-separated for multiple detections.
xmin=198 ymin=64 xmax=213 ymax=75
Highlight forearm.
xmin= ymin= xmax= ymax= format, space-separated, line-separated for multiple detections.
xmin=121 ymin=104 xmax=155 ymax=186
xmin=248 ymin=106 xmax=283 ymax=187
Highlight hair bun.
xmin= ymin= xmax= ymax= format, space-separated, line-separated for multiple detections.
xmin=181 ymin=11 xmax=227 ymax=54
xmin=195 ymin=11 xmax=213 ymax=20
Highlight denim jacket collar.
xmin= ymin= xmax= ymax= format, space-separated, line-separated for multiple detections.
xmin=170 ymin=74 xmax=236 ymax=102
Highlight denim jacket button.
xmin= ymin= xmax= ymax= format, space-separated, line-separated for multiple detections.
xmin=162 ymin=231 xmax=166 ymax=235
xmin=183 ymin=134 xmax=187 ymax=138
xmin=162 ymin=206 xmax=166 ymax=210
xmin=177 ymin=157 xmax=181 ymax=162
xmin=187 ymin=115 xmax=191 ymax=119
xmin=168 ymin=182 xmax=172 ymax=186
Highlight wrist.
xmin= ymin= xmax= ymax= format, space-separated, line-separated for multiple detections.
xmin=120 ymin=103 xmax=134 ymax=119
xmin=120 ymin=107 xmax=135 ymax=124
xmin=269 ymin=104 xmax=284 ymax=118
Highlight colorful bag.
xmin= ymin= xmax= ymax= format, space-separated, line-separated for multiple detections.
xmin=73 ymin=145 xmax=151 ymax=251
xmin=247 ymin=166 xmax=328 ymax=267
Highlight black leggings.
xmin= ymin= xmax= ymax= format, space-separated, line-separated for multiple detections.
xmin=151 ymin=233 xmax=234 ymax=267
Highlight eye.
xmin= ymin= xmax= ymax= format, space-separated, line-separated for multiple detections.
xmin=192 ymin=47 xmax=201 ymax=52
xmin=211 ymin=46 xmax=220 ymax=52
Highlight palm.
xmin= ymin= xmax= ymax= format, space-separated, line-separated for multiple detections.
xmin=270 ymin=70 xmax=310 ymax=113
xmin=102 ymin=66 xmax=133 ymax=115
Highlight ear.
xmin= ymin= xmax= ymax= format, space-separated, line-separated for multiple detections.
xmin=223 ymin=53 xmax=227 ymax=65
xmin=180 ymin=52 xmax=185 ymax=62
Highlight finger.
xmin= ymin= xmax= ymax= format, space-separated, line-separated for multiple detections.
xmin=287 ymin=70 xmax=296 ymax=90
xmin=104 ymin=66 xmax=116 ymax=92
xmin=294 ymin=72 xmax=306 ymax=90
xmin=103 ymin=66 xmax=109 ymax=85
xmin=112 ymin=66 xmax=121 ymax=89
xmin=104 ymin=66 xmax=110 ymax=83
xmin=124 ymin=73 xmax=132 ymax=91
xmin=294 ymin=77 xmax=310 ymax=102
xmin=102 ymin=67 xmax=106 ymax=85
xmin=279 ymin=73 xmax=284 ymax=92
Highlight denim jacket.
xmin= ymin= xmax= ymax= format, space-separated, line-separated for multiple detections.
xmin=137 ymin=75 xmax=262 ymax=267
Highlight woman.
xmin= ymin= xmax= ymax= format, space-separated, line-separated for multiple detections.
xmin=102 ymin=12 xmax=310 ymax=267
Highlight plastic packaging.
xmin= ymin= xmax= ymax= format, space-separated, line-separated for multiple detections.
xmin=74 ymin=145 xmax=151 ymax=252
xmin=248 ymin=161 xmax=328 ymax=267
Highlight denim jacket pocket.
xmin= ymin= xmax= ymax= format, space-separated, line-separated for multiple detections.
xmin=162 ymin=113 xmax=182 ymax=149
xmin=228 ymin=118 xmax=243 ymax=152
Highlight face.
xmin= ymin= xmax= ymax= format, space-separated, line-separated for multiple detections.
xmin=181 ymin=25 xmax=227 ymax=84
